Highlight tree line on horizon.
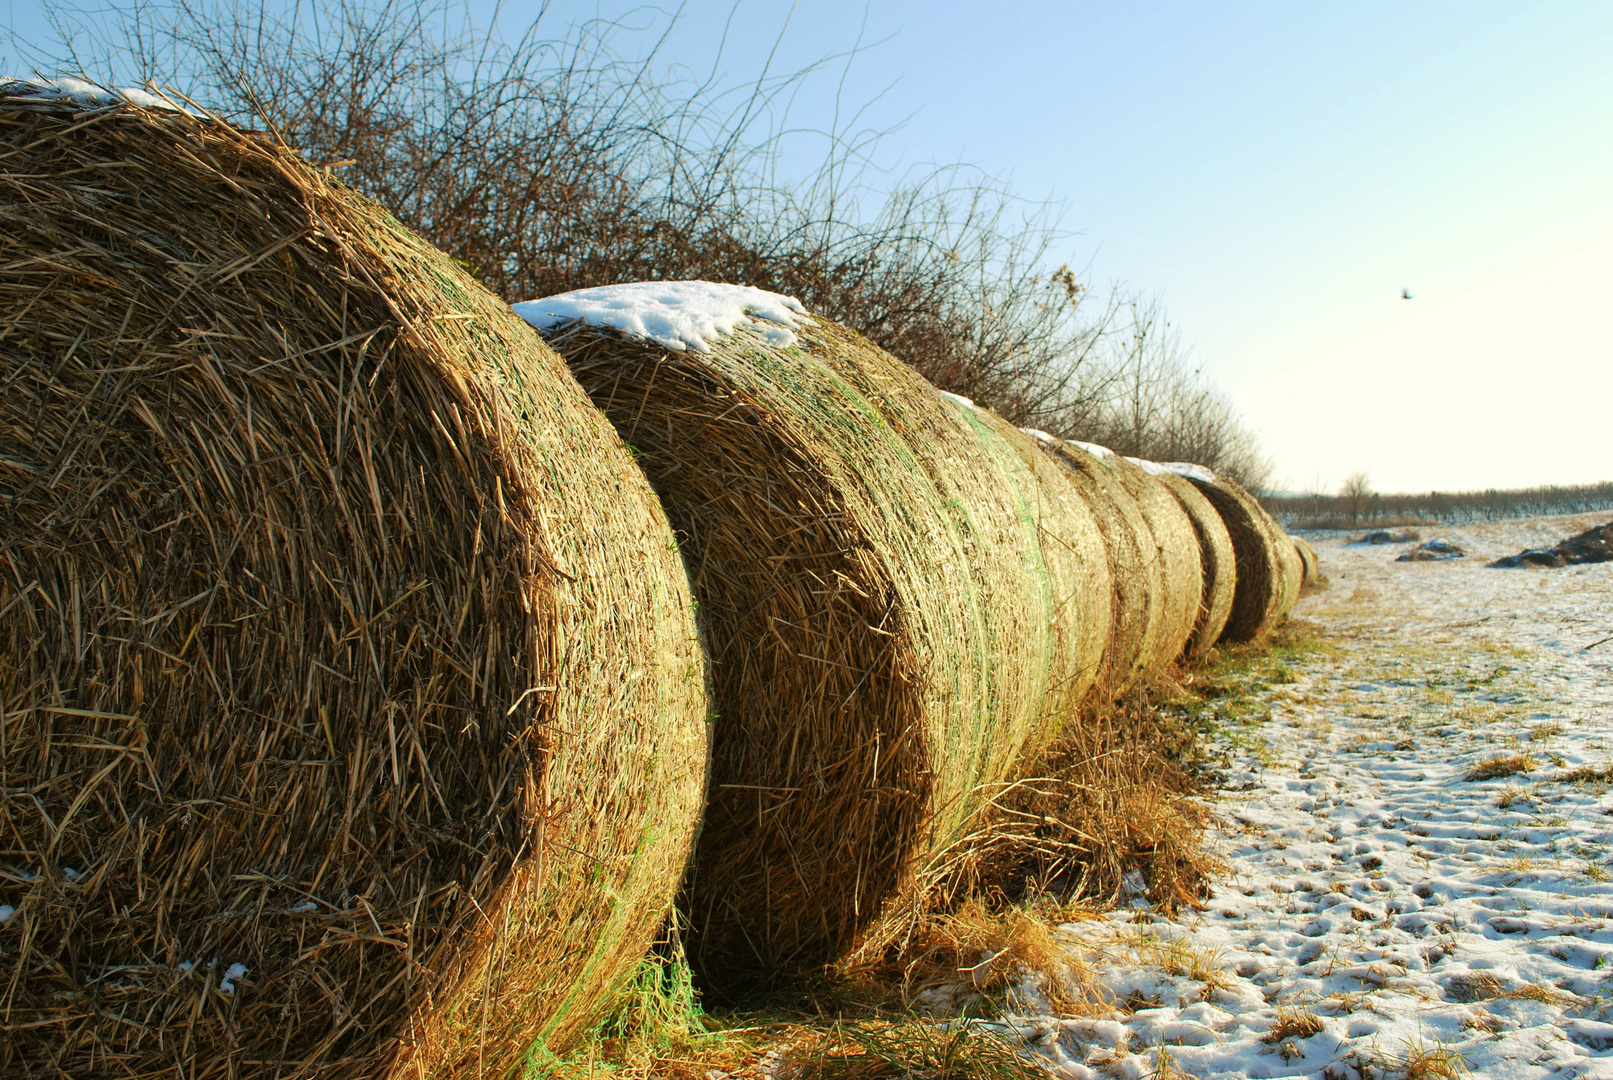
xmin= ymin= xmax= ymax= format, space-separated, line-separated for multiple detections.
xmin=1262 ymin=479 xmax=1613 ymax=529
xmin=11 ymin=0 xmax=1273 ymax=489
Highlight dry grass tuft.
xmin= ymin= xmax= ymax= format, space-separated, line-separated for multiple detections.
xmin=1147 ymin=1043 xmax=1205 ymax=1080
xmin=1465 ymin=754 xmax=1537 ymax=782
xmin=1559 ymin=762 xmax=1613 ymax=784
xmin=1445 ymin=973 xmax=1506 ymax=1003
xmin=1399 ymin=1039 xmax=1470 ymax=1080
xmin=967 ymin=685 xmax=1224 ymax=917
xmin=1496 ymin=784 xmax=1532 ymax=808
xmin=1500 ymin=983 xmax=1579 ymax=1007
xmin=893 ymin=901 xmax=1105 ymax=1017
xmin=787 ymin=1021 xmax=1060 ymax=1080
xmin=1262 ymin=1007 xmax=1325 ymax=1043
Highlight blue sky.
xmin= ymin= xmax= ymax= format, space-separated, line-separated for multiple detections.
xmin=8 ymin=1 xmax=1611 ymax=493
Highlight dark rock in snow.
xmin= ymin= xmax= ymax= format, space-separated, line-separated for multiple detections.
xmin=1398 ymin=539 xmax=1466 ymax=562
xmin=1490 ymin=521 xmax=1613 ymax=569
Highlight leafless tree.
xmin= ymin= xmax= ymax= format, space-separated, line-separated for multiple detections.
xmin=1339 ymin=471 xmax=1372 ymax=526
xmin=1063 ymin=298 xmax=1272 ymax=489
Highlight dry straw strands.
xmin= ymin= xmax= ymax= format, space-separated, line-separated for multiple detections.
xmin=0 ymin=95 xmax=708 ymax=1077
xmin=1271 ymin=527 xmax=1305 ymax=623
xmin=542 ymin=310 xmax=1109 ymax=997
xmin=1164 ymin=467 xmax=1300 ymax=643
xmin=1147 ymin=469 xmax=1237 ymax=660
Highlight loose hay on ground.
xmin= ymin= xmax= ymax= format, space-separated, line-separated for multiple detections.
xmin=0 ymin=93 xmax=709 ymax=1077
xmin=537 ymin=305 xmax=1110 ymax=997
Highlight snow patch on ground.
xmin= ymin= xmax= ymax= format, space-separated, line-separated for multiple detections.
xmin=512 ymin=281 xmax=807 ymax=353
xmin=943 ymin=515 xmax=1613 ymax=1079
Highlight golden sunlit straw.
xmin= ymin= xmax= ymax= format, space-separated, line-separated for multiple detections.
xmin=0 ymin=90 xmax=709 ymax=1077
xmin=536 ymin=299 xmax=1111 ymax=996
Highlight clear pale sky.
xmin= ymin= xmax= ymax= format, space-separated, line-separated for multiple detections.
xmin=8 ymin=1 xmax=1611 ymax=494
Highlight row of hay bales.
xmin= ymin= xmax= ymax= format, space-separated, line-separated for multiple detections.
xmin=0 ymin=92 xmax=1310 ymax=1077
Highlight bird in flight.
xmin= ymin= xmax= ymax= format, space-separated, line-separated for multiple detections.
xmin=1402 ymin=288 xmax=1413 ymax=300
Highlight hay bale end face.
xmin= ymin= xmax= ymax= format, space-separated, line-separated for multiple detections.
xmin=1155 ymin=464 xmax=1298 ymax=643
xmin=522 ymin=286 xmax=1110 ymax=996
xmin=0 ymin=94 xmax=709 ymax=1076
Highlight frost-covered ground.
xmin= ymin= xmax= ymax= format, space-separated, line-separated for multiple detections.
xmin=992 ymin=514 xmax=1613 ymax=1079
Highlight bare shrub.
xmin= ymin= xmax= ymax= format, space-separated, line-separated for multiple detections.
xmin=1071 ymin=298 xmax=1273 ymax=490
xmin=17 ymin=0 xmax=1268 ymax=470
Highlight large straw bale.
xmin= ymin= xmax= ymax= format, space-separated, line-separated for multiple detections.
xmin=1030 ymin=439 xmax=1167 ymax=696
xmin=1293 ymin=536 xmax=1321 ymax=587
xmin=535 ymin=299 xmax=1109 ymax=996
xmin=1064 ymin=444 xmax=1201 ymax=679
xmin=1269 ymin=526 xmax=1305 ymax=621
xmin=0 ymin=93 xmax=709 ymax=1078
xmin=1143 ymin=467 xmax=1237 ymax=659
xmin=1159 ymin=465 xmax=1299 ymax=642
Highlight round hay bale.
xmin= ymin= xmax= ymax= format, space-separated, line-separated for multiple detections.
xmin=523 ymin=285 xmax=1110 ymax=995
xmin=1136 ymin=464 xmax=1237 ymax=660
xmin=1028 ymin=438 xmax=1165 ymax=697
xmin=0 ymin=92 xmax=709 ymax=1077
xmin=1102 ymin=452 xmax=1203 ymax=674
xmin=1155 ymin=464 xmax=1296 ymax=643
xmin=1060 ymin=443 xmax=1201 ymax=680
xmin=1267 ymin=524 xmax=1305 ymax=622
xmin=1293 ymin=536 xmax=1321 ymax=587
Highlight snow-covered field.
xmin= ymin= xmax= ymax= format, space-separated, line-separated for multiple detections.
xmin=994 ymin=514 xmax=1613 ymax=1079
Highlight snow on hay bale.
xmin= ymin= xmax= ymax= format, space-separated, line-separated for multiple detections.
xmin=0 ymin=91 xmax=710 ymax=1076
xmin=1155 ymin=464 xmax=1301 ymax=642
xmin=520 ymin=283 xmax=1111 ymax=994
xmin=1130 ymin=462 xmax=1237 ymax=660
